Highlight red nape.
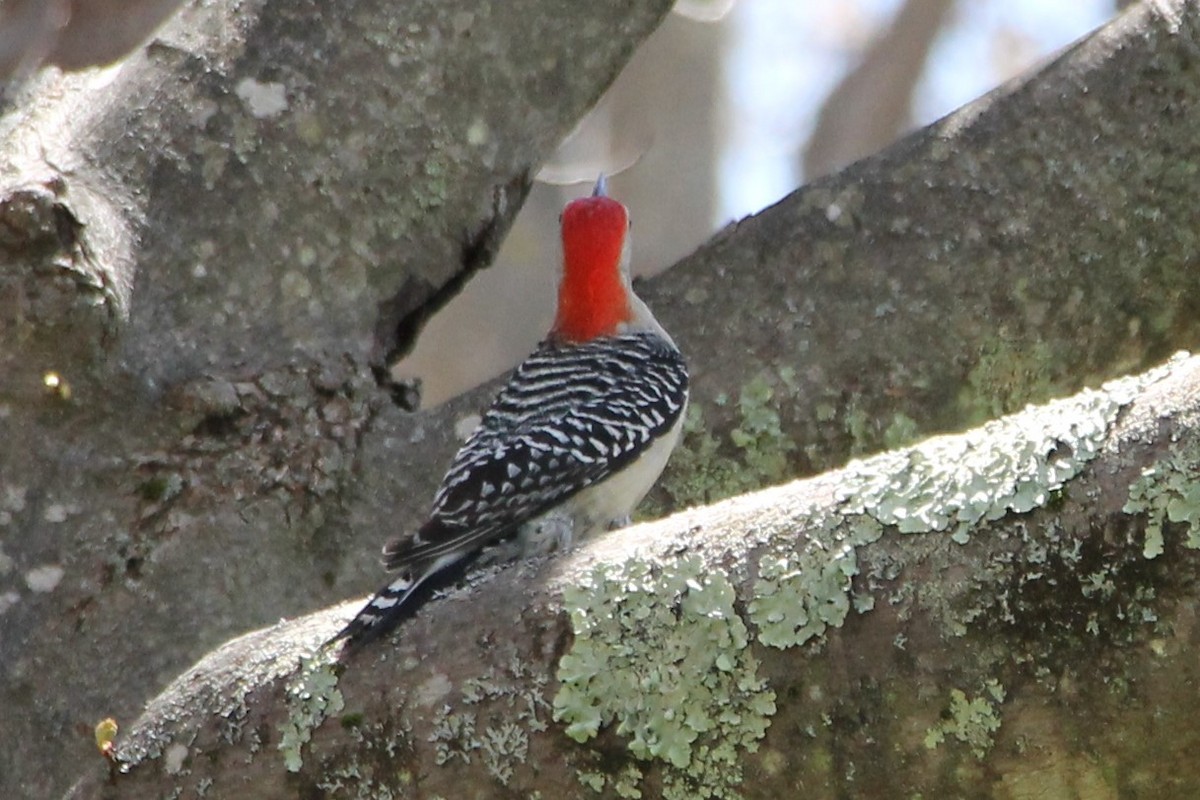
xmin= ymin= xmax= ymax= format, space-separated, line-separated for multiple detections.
xmin=552 ymin=195 xmax=632 ymax=343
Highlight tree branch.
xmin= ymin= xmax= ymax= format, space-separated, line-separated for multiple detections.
xmin=647 ymin=0 xmax=1200 ymax=509
xmin=8 ymin=1 xmax=1200 ymax=797
xmin=67 ymin=352 xmax=1200 ymax=797
xmin=0 ymin=1 xmax=673 ymax=796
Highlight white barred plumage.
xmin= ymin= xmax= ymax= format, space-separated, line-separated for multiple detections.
xmin=332 ymin=177 xmax=688 ymax=650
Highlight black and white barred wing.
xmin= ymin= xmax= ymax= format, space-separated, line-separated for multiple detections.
xmin=382 ymin=333 xmax=688 ymax=572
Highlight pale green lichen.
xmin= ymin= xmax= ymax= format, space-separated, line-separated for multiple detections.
xmin=959 ymin=335 xmax=1060 ymax=425
xmin=650 ymin=405 xmax=733 ymax=509
xmin=417 ymin=157 xmax=448 ymax=210
xmin=732 ymin=371 xmax=796 ymax=485
xmin=459 ymin=653 xmax=551 ymax=733
xmin=428 ymin=707 xmax=479 ymax=766
xmin=578 ymin=770 xmax=606 ymax=792
xmin=480 ymin=722 xmax=528 ymax=785
xmin=567 ymin=355 xmax=1179 ymax=792
xmin=923 ymin=679 xmax=1006 ymax=760
xmin=748 ymin=515 xmax=883 ymax=647
xmin=579 ymin=762 xmax=646 ymax=798
xmin=614 ymin=763 xmax=645 ymax=798
xmin=735 ymin=359 xmax=1176 ymax=736
xmin=882 ymin=411 xmax=921 ymax=450
xmin=554 ymin=555 xmax=776 ymax=800
xmin=278 ymin=655 xmax=344 ymax=772
xmin=315 ymin=717 xmax=414 ymax=799
xmin=656 ymin=369 xmax=797 ymax=510
xmin=1124 ymin=439 xmax=1200 ymax=558
xmin=837 ymin=376 xmax=1134 ymax=539
xmin=837 ymin=363 xmax=1162 ymax=643
xmin=412 ymin=653 xmax=547 ymax=786
xmin=841 ymin=402 xmax=873 ymax=455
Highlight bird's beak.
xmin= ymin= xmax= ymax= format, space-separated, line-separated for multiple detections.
xmin=592 ymin=174 xmax=608 ymax=198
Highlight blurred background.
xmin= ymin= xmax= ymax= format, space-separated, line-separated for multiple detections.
xmin=402 ymin=0 xmax=1123 ymax=406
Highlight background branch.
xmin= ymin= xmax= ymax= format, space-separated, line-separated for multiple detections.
xmin=648 ymin=0 xmax=1200 ymax=511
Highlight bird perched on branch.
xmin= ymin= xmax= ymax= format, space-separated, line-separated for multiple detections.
xmin=333 ymin=176 xmax=688 ymax=649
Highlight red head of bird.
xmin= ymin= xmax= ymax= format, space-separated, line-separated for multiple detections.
xmin=551 ymin=176 xmax=634 ymax=343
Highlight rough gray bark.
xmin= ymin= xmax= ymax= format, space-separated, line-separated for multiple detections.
xmin=3 ymin=0 xmax=1199 ymax=797
xmin=66 ymin=353 xmax=1200 ymax=798
xmin=0 ymin=0 xmax=673 ymax=388
xmin=0 ymin=1 xmax=673 ymax=797
xmin=647 ymin=0 xmax=1200 ymax=514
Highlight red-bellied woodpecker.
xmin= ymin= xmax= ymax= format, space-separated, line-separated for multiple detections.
xmin=333 ymin=176 xmax=688 ymax=648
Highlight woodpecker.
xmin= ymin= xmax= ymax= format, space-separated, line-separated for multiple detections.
xmin=333 ymin=176 xmax=688 ymax=649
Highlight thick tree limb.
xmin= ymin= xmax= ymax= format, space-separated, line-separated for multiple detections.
xmin=0 ymin=0 xmax=673 ymax=387
xmin=66 ymin=353 xmax=1200 ymax=797
xmin=7 ymin=0 xmax=1200 ymax=797
xmin=0 ymin=1 xmax=673 ymax=796
xmin=647 ymin=0 xmax=1200 ymax=509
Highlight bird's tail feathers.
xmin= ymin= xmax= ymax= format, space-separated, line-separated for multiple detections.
xmin=329 ymin=549 xmax=480 ymax=655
